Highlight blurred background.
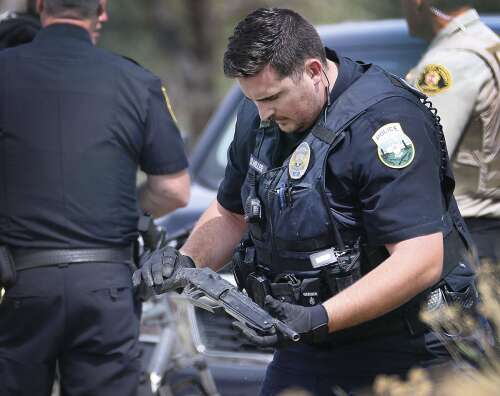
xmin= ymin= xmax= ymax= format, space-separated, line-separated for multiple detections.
xmin=2 ymin=0 xmax=499 ymax=144
xmin=97 ymin=0 xmax=500 ymax=145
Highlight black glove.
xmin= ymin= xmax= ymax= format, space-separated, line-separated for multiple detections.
xmin=132 ymin=246 xmax=195 ymax=294
xmin=234 ymin=295 xmax=329 ymax=348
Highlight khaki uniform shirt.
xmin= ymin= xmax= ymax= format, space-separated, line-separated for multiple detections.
xmin=407 ymin=10 xmax=500 ymax=218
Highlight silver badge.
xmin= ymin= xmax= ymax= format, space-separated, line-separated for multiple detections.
xmin=289 ymin=142 xmax=311 ymax=180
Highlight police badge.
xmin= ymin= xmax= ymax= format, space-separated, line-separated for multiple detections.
xmin=372 ymin=123 xmax=415 ymax=169
xmin=289 ymin=142 xmax=311 ymax=179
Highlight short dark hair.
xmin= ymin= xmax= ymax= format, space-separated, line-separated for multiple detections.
xmin=223 ymin=8 xmax=327 ymax=80
xmin=428 ymin=0 xmax=475 ymax=11
xmin=43 ymin=0 xmax=101 ymax=19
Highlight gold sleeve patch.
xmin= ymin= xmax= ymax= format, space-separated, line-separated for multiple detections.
xmin=161 ymin=85 xmax=178 ymax=124
xmin=416 ymin=64 xmax=452 ymax=96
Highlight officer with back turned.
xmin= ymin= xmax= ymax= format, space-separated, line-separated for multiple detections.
xmin=0 ymin=1 xmax=190 ymax=395
xmin=403 ymin=0 xmax=500 ymax=263
xmin=133 ymin=8 xmax=483 ymax=395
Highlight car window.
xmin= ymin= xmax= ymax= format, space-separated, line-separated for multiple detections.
xmin=216 ymin=114 xmax=237 ymax=170
xmin=196 ymin=56 xmax=422 ymax=190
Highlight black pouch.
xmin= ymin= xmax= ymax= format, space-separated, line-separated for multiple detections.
xmin=299 ymin=278 xmax=322 ymax=306
xmin=246 ymin=273 xmax=271 ymax=307
xmin=232 ymin=242 xmax=256 ymax=292
xmin=0 ymin=245 xmax=16 ymax=288
xmin=323 ymin=249 xmax=362 ymax=296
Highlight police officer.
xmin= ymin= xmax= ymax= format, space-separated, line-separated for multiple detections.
xmin=133 ymin=8 xmax=481 ymax=395
xmin=0 ymin=1 xmax=190 ymax=395
xmin=0 ymin=0 xmax=40 ymax=49
xmin=403 ymin=0 xmax=500 ymax=263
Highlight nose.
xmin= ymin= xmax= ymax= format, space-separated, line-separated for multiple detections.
xmin=256 ymin=102 xmax=274 ymax=122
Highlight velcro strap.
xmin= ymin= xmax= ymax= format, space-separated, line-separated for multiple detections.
xmin=13 ymin=247 xmax=133 ymax=271
xmin=275 ymin=233 xmax=334 ymax=252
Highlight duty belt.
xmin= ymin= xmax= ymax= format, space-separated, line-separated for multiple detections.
xmin=12 ymin=246 xmax=134 ymax=271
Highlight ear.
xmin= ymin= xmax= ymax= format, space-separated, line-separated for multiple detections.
xmin=304 ymin=59 xmax=323 ymax=85
xmin=36 ymin=0 xmax=44 ymax=14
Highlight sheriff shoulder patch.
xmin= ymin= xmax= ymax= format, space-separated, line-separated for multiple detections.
xmin=161 ymin=85 xmax=178 ymax=124
xmin=416 ymin=64 xmax=452 ymax=95
xmin=372 ymin=123 xmax=415 ymax=169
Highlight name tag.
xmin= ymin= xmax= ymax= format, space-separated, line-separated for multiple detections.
xmin=249 ymin=155 xmax=268 ymax=174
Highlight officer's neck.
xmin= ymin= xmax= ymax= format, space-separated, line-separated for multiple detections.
xmin=429 ymin=6 xmax=471 ymax=40
xmin=323 ymin=59 xmax=338 ymax=106
xmin=41 ymin=16 xmax=96 ymax=42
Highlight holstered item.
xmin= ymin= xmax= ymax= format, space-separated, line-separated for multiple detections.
xmin=323 ymin=249 xmax=362 ymax=296
xmin=246 ymin=273 xmax=271 ymax=308
xmin=0 ymin=245 xmax=16 ymax=288
xmin=232 ymin=240 xmax=256 ymax=291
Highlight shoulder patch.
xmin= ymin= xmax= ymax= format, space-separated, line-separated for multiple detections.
xmin=416 ymin=64 xmax=452 ymax=95
xmin=161 ymin=85 xmax=178 ymax=124
xmin=372 ymin=123 xmax=415 ymax=169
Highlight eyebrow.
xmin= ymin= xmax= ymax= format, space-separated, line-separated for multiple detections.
xmin=259 ymin=93 xmax=280 ymax=102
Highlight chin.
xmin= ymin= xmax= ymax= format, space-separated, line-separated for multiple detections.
xmin=278 ymin=122 xmax=297 ymax=133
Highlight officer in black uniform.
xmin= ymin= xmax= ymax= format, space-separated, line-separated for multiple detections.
xmin=133 ymin=8 xmax=482 ymax=395
xmin=0 ymin=0 xmax=40 ymax=49
xmin=0 ymin=1 xmax=190 ymax=395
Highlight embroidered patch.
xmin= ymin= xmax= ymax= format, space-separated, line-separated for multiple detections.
xmin=416 ymin=64 xmax=452 ymax=95
xmin=289 ymin=142 xmax=311 ymax=179
xmin=372 ymin=123 xmax=415 ymax=169
xmin=249 ymin=155 xmax=268 ymax=174
xmin=161 ymin=85 xmax=178 ymax=124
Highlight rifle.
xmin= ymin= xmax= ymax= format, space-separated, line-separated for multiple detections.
xmin=137 ymin=214 xmax=300 ymax=343
xmin=170 ymin=266 xmax=300 ymax=343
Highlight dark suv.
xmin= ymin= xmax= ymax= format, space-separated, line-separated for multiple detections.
xmin=141 ymin=16 xmax=500 ymax=396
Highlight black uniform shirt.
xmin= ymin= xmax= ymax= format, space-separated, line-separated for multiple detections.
xmin=0 ymin=24 xmax=188 ymax=248
xmin=218 ymin=50 xmax=445 ymax=246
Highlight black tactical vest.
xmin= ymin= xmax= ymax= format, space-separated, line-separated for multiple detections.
xmin=241 ymin=63 xmax=471 ymax=281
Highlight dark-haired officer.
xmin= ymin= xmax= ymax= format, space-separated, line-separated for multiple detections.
xmin=403 ymin=0 xmax=500 ymax=263
xmin=133 ymin=7 xmax=481 ymax=395
xmin=0 ymin=1 xmax=189 ymax=395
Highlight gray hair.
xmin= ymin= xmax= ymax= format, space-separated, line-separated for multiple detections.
xmin=43 ymin=0 xmax=101 ymax=19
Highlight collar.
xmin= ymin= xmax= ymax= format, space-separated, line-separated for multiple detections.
xmin=325 ymin=47 xmax=364 ymax=104
xmin=34 ymin=23 xmax=92 ymax=45
xmin=430 ymin=9 xmax=480 ymax=48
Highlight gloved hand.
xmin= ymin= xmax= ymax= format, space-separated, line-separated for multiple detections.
xmin=132 ymin=246 xmax=195 ymax=294
xmin=233 ymin=295 xmax=330 ymax=347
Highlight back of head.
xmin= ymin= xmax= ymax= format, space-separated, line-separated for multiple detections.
xmin=42 ymin=0 xmax=101 ymax=20
xmin=223 ymin=8 xmax=326 ymax=80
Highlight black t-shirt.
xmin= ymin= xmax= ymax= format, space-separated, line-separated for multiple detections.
xmin=218 ymin=50 xmax=446 ymax=246
xmin=0 ymin=24 xmax=188 ymax=248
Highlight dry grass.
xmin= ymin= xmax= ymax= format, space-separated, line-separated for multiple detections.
xmin=374 ymin=263 xmax=500 ymax=396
